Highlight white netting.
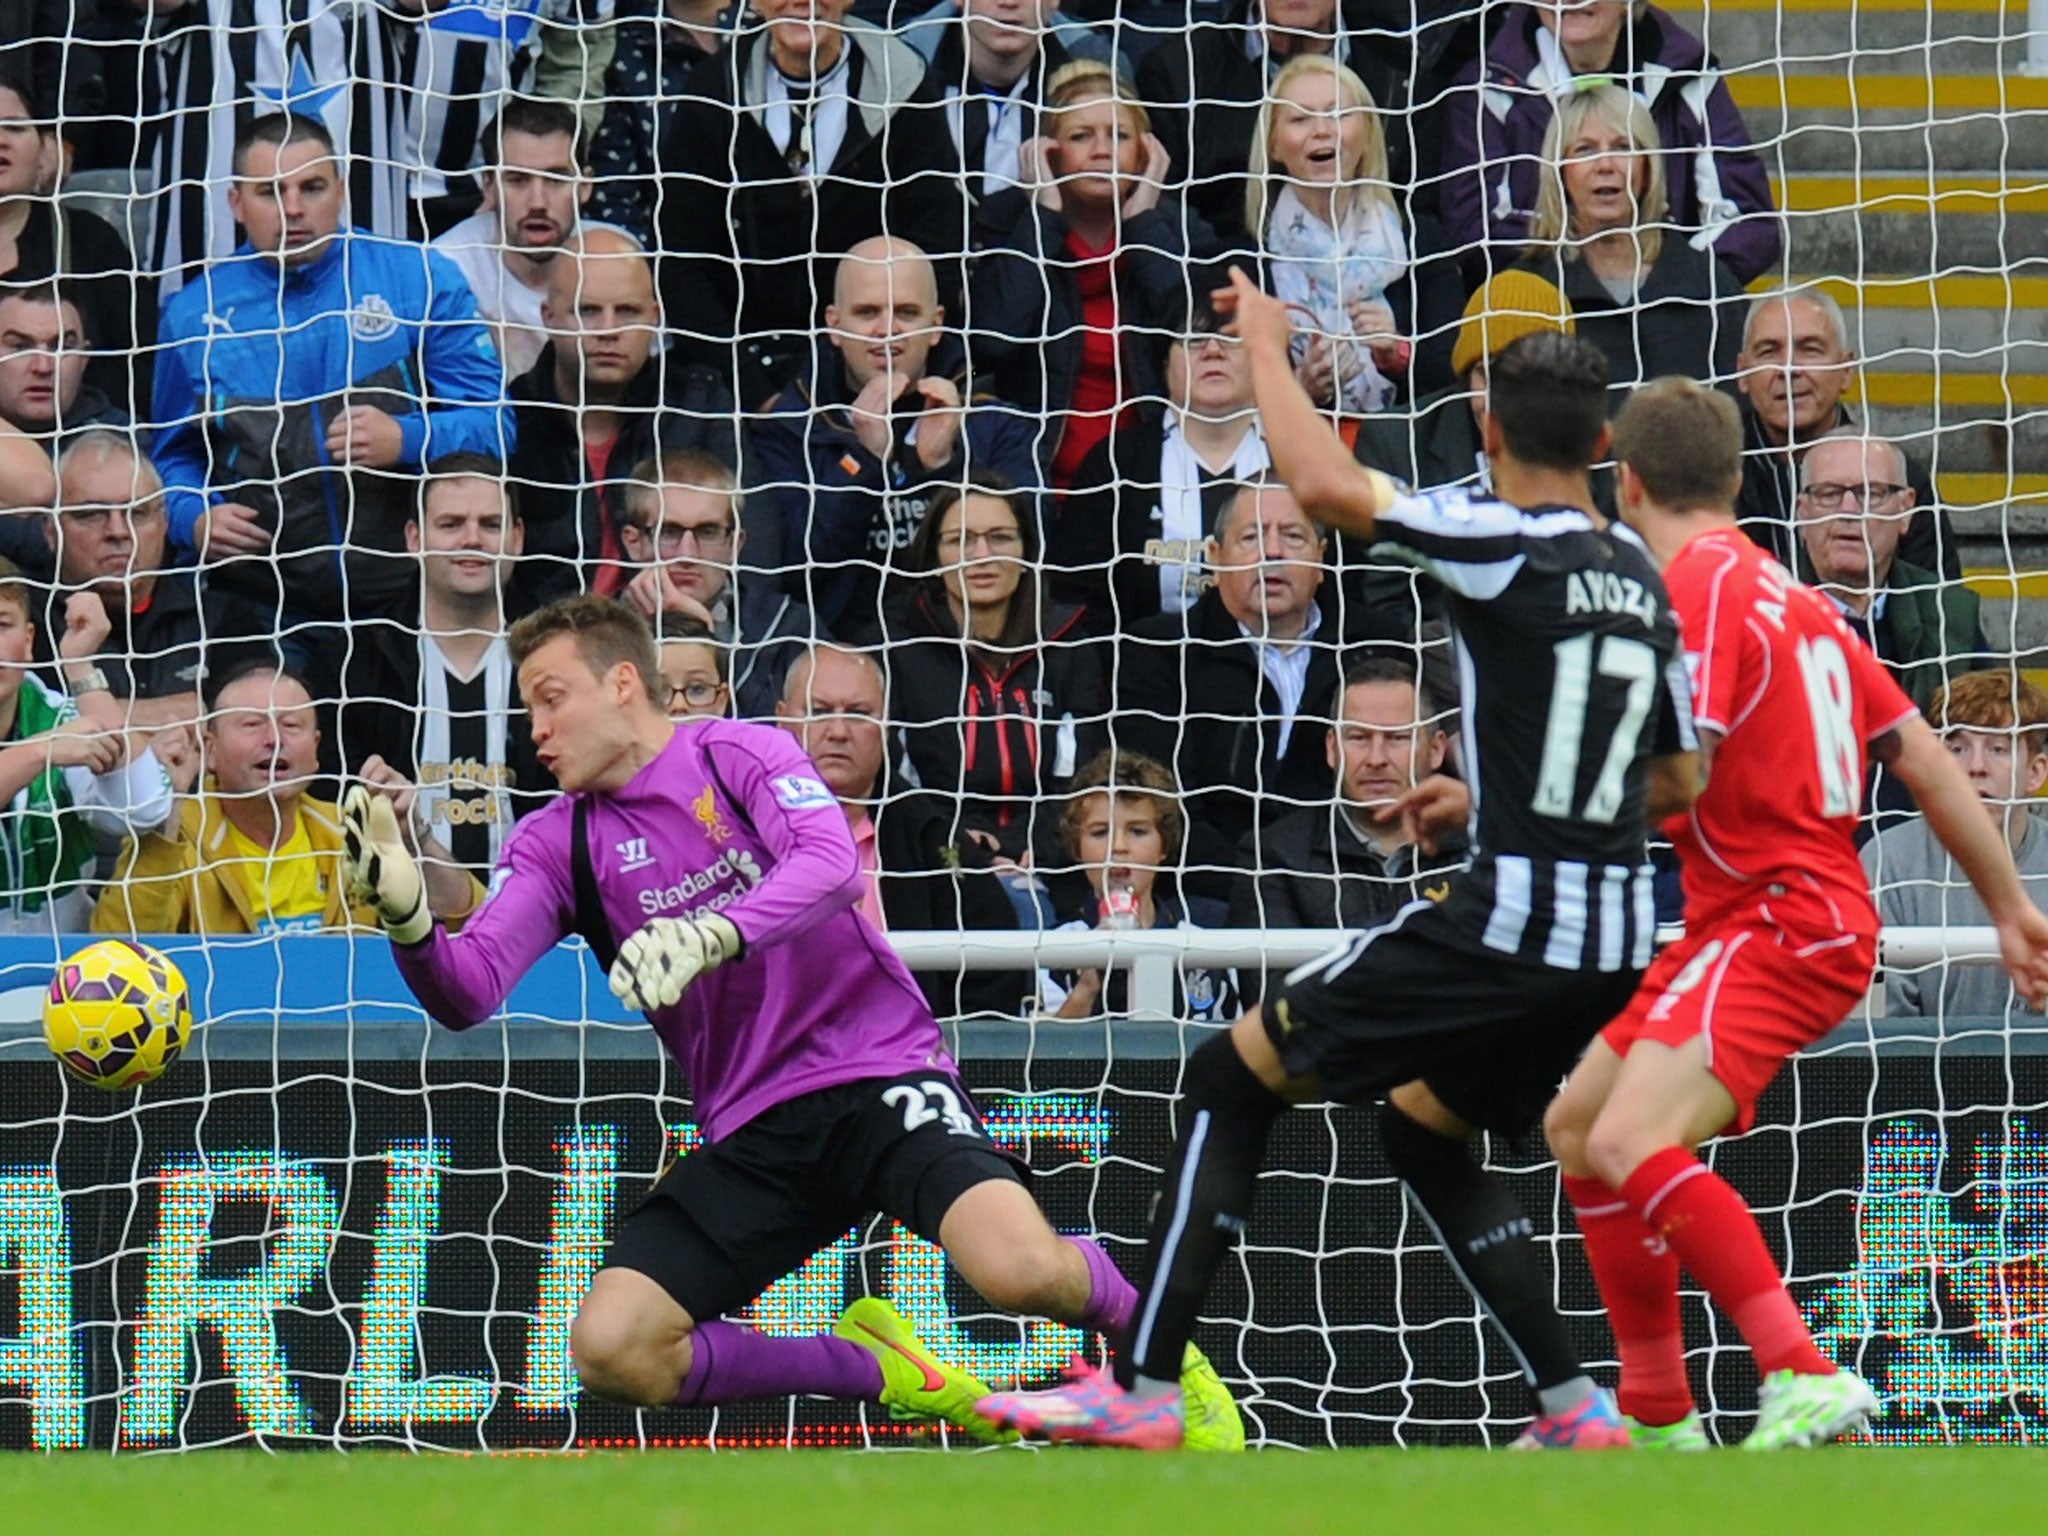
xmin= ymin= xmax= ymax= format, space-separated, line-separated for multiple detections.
xmin=0 ymin=0 xmax=2042 ymax=1451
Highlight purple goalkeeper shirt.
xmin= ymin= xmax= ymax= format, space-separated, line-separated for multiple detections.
xmin=394 ymin=719 xmax=954 ymax=1139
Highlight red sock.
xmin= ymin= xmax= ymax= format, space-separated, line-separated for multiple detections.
xmin=1564 ymin=1173 xmax=1694 ymax=1426
xmin=1618 ymin=1147 xmax=1835 ymax=1380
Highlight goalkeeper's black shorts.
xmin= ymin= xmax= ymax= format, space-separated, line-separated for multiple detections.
xmin=604 ymin=1068 xmax=1027 ymax=1321
xmin=1265 ymin=900 xmax=1642 ymax=1135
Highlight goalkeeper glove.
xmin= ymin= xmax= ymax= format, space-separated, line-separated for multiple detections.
xmin=340 ymin=785 xmax=432 ymax=947
xmin=609 ymin=913 xmax=744 ymax=1012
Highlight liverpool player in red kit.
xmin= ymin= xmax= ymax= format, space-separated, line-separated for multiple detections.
xmin=1543 ymin=380 xmax=2048 ymax=1449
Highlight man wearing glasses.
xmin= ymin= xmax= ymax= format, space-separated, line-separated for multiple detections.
xmin=37 ymin=430 xmax=203 ymax=788
xmin=1793 ymin=429 xmax=1986 ymax=713
xmin=616 ymin=447 xmax=817 ymax=722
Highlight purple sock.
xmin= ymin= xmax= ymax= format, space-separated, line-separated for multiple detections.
xmin=1064 ymin=1236 xmax=1138 ymax=1338
xmin=673 ymin=1320 xmax=885 ymax=1407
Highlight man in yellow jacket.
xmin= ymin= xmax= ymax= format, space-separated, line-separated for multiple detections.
xmin=94 ymin=658 xmax=484 ymax=936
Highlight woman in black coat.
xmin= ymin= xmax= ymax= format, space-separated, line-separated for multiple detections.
xmin=1513 ymin=82 xmax=1743 ymax=403
xmin=878 ymin=482 xmax=1107 ymax=873
xmin=965 ymin=60 xmax=1230 ymax=488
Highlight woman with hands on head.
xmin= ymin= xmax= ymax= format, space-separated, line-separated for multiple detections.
xmin=968 ymin=59 xmax=1229 ymax=489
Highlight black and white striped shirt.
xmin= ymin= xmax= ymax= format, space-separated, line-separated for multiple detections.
xmin=1372 ymin=487 xmax=1696 ymax=972
xmin=395 ymin=0 xmax=616 ymax=226
xmin=137 ymin=0 xmax=409 ymax=293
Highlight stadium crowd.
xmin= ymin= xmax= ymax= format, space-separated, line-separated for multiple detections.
xmin=0 ymin=0 xmax=2028 ymax=1019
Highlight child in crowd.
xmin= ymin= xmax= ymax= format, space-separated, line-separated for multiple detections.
xmin=656 ymin=614 xmax=733 ymax=722
xmin=1040 ymin=750 xmax=1235 ymax=1022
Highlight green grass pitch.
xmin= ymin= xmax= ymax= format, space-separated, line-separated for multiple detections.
xmin=6 ymin=1449 xmax=2046 ymax=1536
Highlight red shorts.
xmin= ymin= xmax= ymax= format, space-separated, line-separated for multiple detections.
xmin=1601 ymin=888 xmax=1876 ymax=1131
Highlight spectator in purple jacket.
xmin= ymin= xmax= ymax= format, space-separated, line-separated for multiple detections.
xmin=1439 ymin=1 xmax=1780 ymax=287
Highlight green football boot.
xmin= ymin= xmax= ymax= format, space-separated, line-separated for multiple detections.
xmin=835 ymin=1296 xmax=1017 ymax=1445
xmin=1627 ymin=1410 xmax=1711 ymax=1450
xmin=1179 ymin=1343 xmax=1246 ymax=1452
xmin=1744 ymin=1369 xmax=1878 ymax=1451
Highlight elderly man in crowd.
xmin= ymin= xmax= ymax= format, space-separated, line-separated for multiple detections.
xmin=39 ymin=431 xmax=204 ymax=786
xmin=96 ymin=659 xmax=481 ymax=936
xmin=775 ymin=642 xmax=1025 ymax=1015
xmin=1794 ymin=429 xmax=1985 ymax=712
xmin=1116 ymin=477 xmax=1411 ymax=892
xmin=1736 ymin=286 xmax=1955 ymax=578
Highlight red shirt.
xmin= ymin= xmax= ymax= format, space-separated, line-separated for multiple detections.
xmin=1664 ymin=527 xmax=1918 ymax=929
xmin=586 ymin=434 xmax=626 ymax=596
xmin=1051 ymin=229 xmax=1128 ymax=489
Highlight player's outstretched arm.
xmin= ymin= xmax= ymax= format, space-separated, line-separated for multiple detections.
xmin=344 ymin=791 xmax=572 ymax=1029
xmin=1884 ymin=714 xmax=2048 ymax=1004
xmin=1215 ymin=267 xmax=1400 ymax=540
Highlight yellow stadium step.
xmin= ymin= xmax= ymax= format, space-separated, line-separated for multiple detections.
xmin=1964 ymin=570 xmax=2048 ymax=604
xmin=1772 ymin=176 xmax=2048 ymax=215
xmin=1860 ymin=373 xmax=2048 ymax=409
xmin=1731 ymin=74 xmax=2048 ymax=114
xmin=1786 ymin=274 xmax=2048 ymax=311
xmin=1941 ymin=473 xmax=2048 ymax=506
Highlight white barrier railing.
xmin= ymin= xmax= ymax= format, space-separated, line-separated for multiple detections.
xmin=887 ymin=926 xmax=2003 ymax=1020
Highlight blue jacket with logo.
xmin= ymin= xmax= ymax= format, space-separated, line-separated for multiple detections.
xmin=152 ymin=230 xmax=514 ymax=619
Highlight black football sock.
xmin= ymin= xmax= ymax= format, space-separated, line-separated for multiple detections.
xmin=1379 ymin=1101 xmax=1593 ymax=1415
xmin=1118 ymin=1031 xmax=1288 ymax=1391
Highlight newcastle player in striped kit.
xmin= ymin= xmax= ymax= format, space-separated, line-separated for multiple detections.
xmin=983 ymin=276 xmax=1701 ymax=1449
xmin=341 ymin=594 xmax=1242 ymax=1447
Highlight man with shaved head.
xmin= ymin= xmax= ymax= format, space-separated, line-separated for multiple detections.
xmin=749 ymin=235 xmax=1038 ymax=632
xmin=510 ymin=226 xmax=739 ymax=607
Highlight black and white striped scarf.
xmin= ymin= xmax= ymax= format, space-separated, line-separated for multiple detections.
xmin=139 ymin=0 xmax=407 ymax=293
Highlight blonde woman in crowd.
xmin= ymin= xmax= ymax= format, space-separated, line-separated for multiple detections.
xmin=1247 ymin=56 xmax=1410 ymax=415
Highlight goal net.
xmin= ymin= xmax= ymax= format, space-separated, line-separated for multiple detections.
xmin=0 ymin=0 xmax=2044 ymax=1451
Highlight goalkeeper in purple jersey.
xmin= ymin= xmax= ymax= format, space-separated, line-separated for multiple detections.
xmin=340 ymin=594 xmax=1241 ymax=1447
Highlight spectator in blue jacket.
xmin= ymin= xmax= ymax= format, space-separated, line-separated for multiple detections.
xmin=151 ymin=112 xmax=512 ymax=681
xmin=1438 ymin=1 xmax=1780 ymax=287
xmin=749 ymin=234 xmax=1039 ymax=635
